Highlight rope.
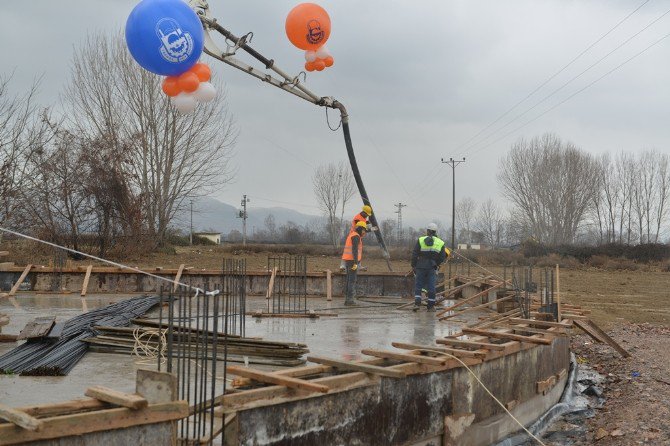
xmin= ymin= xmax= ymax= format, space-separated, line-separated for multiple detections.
xmin=132 ymin=327 xmax=167 ymax=366
xmin=442 ymin=352 xmax=547 ymax=445
xmin=325 ymin=107 xmax=342 ymax=131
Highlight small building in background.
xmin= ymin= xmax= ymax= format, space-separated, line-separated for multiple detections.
xmin=457 ymin=243 xmax=491 ymax=250
xmin=194 ymin=232 xmax=221 ymax=245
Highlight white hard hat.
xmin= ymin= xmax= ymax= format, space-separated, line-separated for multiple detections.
xmin=427 ymin=223 xmax=438 ymax=232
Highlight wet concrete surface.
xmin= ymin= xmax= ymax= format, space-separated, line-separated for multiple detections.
xmin=0 ymin=293 xmax=465 ymax=408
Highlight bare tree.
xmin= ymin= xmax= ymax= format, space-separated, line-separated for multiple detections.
xmin=475 ymin=199 xmax=504 ymax=248
xmin=264 ymin=214 xmax=277 ymax=242
xmin=456 ymin=197 xmax=476 ymax=244
xmin=498 ymin=133 xmax=599 ymax=245
xmin=0 ymin=75 xmax=52 ymax=236
xmin=61 ymin=33 xmax=236 ymax=246
xmin=312 ymin=161 xmax=355 ymax=247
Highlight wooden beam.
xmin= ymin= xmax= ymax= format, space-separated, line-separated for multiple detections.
xmin=436 ymin=283 xmax=503 ymax=317
xmin=172 ymin=264 xmax=185 ymax=293
xmin=361 ymin=349 xmax=449 ymax=366
xmin=0 ymin=404 xmax=43 ymax=431
xmin=508 ymin=318 xmax=572 ymax=328
xmin=307 ymin=355 xmax=406 ymax=378
xmin=439 ymin=294 xmax=515 ymax=321
xmin=80 ymin=265 xmax=93 ymax=297
xmin=574 ymin=320 xmax=630 ymax=358
xmin=16 ymin=399 xmax=108 ymax=418
xmin=435 ymin=338 xmax=505 ymax=351
xmin=8 ymin=264 xmax=32 ymax=296
xmin=0 ymin=401 xmax=187 ymax=445
xmin=326 ymin=269 xmax=332 ymax=301
xmin=392 ymin=342 xmax=487 ymax=359
xmin=85 ymin=386 xmax=148 ymax=410
xmin=494 ymin=324 xmax=567 ymax=337
xmin=226 ymin=365 xmax=330 ymax=393
xmin=266 ymin=267 xmax=278 ymax=300
xmin=461 ymin=328 xmax=553 ymax=345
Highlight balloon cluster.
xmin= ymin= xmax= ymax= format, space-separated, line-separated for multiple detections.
xmin=285 ymin=3 xmax=334 ymax=72
xmin=162 ymin=63 xmax=216 ymax=114
xmin=125 ymin=0 xmax=215 ymax=114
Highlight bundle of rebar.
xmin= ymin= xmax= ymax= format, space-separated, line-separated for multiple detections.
xmin=0 ymin=295 xmax=160 ymax=376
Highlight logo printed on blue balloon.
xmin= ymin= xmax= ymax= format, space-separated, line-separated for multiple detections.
xmin=156 ymin=18 xmax=194 ymax=63
xmin=126 ymin=0 xmax=204 ymax=76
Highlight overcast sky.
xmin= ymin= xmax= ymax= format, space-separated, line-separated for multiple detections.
xmin=3 ymin=0 xmax=670 ymax=228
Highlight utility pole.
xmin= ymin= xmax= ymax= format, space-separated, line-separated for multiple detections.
xmin=394 ymin=202 xmax=407 ymax=245
xmin=189 ymin=199 xmax=193 ymax=245
xmin=238 ymin=195 xmax=250 ymax=245
xmin=441 ymin=157 xmax=466 ymax=251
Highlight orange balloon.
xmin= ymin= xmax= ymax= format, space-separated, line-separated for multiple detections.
xmin=178 ymin=72 xmax=200 ymax=93
xmin=190 ymin=63 xmax=211 ymax=82
xmin=305 ymin=61 xmax=316 ymax=72
xmin=285 ymin=3 xmax=331 ymax=51
xmin=314 ymin=59 xmax=326 ymax=71
xmin=162 ymin=77 xmax=181 ymax=97
xmin=324 ymin=56 xmax=334 ymax=67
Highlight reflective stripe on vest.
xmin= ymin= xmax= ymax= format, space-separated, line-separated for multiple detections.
xmin=418 ymin=236 xmax=445 ymax=254
xmin=342 ymin=231 xmax=363 ymax=261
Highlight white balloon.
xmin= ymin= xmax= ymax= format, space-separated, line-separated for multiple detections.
xmin=193 ymin=82 xmax=217 ymax=103
xmin=171 ymin=93 xmax=198 ymax=114
xmin=315 ymin=46 xmax=329 ymax=59
xmin=305 ymin=50 xmax=317 ymax=62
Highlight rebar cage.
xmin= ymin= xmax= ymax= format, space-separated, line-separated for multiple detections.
xmin=158 ymin=258 xmax=246 ymax=445
xmin=267 ymin=255 xmax=308 ymax=314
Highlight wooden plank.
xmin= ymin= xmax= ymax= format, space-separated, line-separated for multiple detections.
xmin=508 ymin=318 xmax=573 ymax=328
xmin=461 ymin=328 xmax=553 ymax=345
xmin=435 ymin=338 xmax=506 ymax=351
xmin=85 ymin=386 xmax=148 ymax=410
xmin=266 ymin=267 xmax=278 ymax=300
xmin=0 ymin=404 xmax=43 ymax=431
xmin=494 ymin=324 xmax=567 ymax=337
xmin=16 ymin=399 xmax=108 ymax=418
xmin=8 ymin=264 xmax=32 ymax=296
xmin=0 ymin=251 xmax=9 ymax=257
xmin=226 ymin=366 xmax=330 ymax=393
xmin=436 ymin=283 xmax=503 ymax=317
xmin=172 ymin=264 xmax=185 ymax=292
xmin=80 ymin=265 xmax=93 ymax=296
xmin=0 ymin=401 xmax=188 ymax=445
xmin=439 ymin=294 xmax=514 ymax=321
xmin=0 ymin=334 xmax=17 ymax=342
xmin=392 ymin=342 xmax=487 ymax=359
xmin=307 ymin=355 xmax=406 ymax=378
xmin=575 ymin=319 xmax=630 ymax=358
xmin=361 ymin=348 xmax=449 ymax=366
xmin=326 ymin=269 xmax=332 ymax=301
xmin=17 ymin=317 xmax=55 ymax=341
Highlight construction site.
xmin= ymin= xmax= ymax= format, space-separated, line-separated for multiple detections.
xmin=3 ymin=0 xmax=670 ymax=445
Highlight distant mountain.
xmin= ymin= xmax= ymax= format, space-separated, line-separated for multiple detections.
xmin=172 ymin=197 xmax=320 ymax=235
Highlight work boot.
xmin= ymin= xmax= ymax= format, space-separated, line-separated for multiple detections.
xmin=426 ymin=300 xmax=436 ymax=312
xmin=344 ymin=299 xmax=358 ymax=306
xmin=413 ymin=298 xmax=422 ymax=312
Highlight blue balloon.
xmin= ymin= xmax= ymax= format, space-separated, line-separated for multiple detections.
xmin=125 ymin=0 xmax=204 ymax=76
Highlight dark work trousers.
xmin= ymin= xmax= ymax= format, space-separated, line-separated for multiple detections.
xmin=414 ymin=268 xmax=437 ymax=305
xmin=344 ymin=260 xmax=358 ymax=303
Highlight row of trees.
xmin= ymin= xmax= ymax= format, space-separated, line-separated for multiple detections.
xmin=1 ymin=33 xmax=236 ymax=255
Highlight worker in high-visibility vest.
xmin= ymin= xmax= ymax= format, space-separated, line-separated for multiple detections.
xmin=341 ymin=221 xmax=368 ymax=306
xmin=411 ymin=223 xmax=451 ymax=311
xmin=340 ymin=205 xmax=376 ymax=271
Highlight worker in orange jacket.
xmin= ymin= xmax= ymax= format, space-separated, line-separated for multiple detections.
xmin=341 ymin=221 xmax=368 ymax=306
xmin=340 ymin=205 xmax=376 ymax=271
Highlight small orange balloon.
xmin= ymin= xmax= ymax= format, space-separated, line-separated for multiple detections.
xmin=305 ymin=61 xmax=316 ymax=72
xmin=324 ymin=56 xmax=334 ymax=67
xmin=190 ymin=63 xmax=211 ymax=82
xmin=285 ymin=3 xmax=331 ymax=51
xmin=178 ymin=72 xmax=200 ymax=93
xmin=314 ymin=59 xmax=326 ymax=71
xmin=162 ymin=77 xmax=181 ymax=97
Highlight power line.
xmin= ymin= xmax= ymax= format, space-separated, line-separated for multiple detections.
xmin=455 ymin=0 xmax=654 ymax=156
xmin=467 ymin=29 xmax=670 ymax=157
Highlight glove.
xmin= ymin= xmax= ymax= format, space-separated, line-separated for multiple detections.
xmin=351 ymin=264 xmax=358 ymax=271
